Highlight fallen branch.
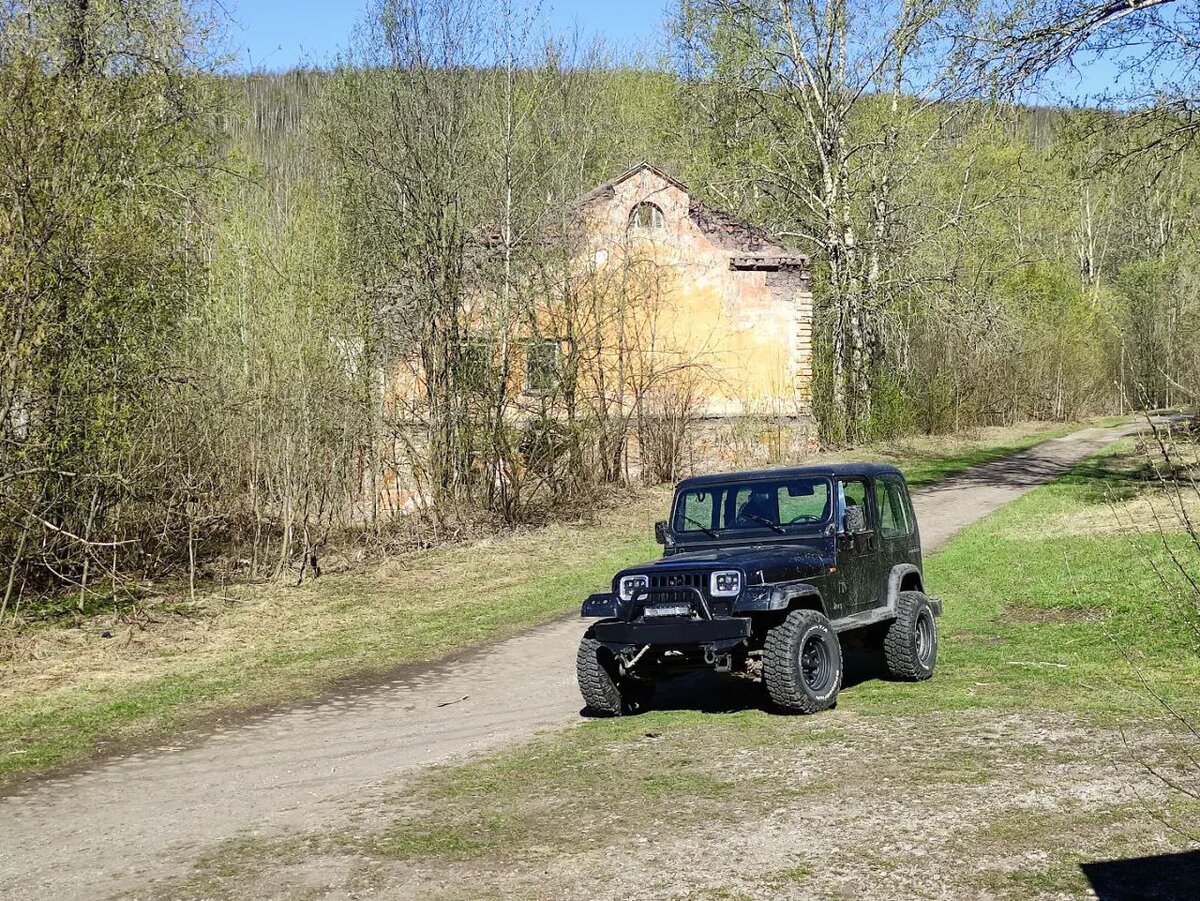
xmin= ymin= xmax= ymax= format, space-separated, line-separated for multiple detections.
xmin=1005 ymin=660 xmax=1070 ymax=668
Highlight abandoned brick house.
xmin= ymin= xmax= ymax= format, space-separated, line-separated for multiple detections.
xmin=380 ymin=163 xmax=813 ymax=508
xmin=568 ymin=162 xmax=813 ymax=418
xmin=387 ymin=162 xmax=813 ymax=418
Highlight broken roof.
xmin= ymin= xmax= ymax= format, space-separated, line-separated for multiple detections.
xmin=574 ymin=161 xmax=692 ymax=206
xmin=578 ymin=162 xmax=804 ymax=263
xmin=471 ymin=162 xmax=808 ymax=271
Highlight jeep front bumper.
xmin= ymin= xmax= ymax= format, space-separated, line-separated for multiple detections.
xmin=589 ymin=616 xmax=752 ymax=647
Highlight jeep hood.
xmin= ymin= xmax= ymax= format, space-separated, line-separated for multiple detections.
xmin=619 ymin=542 xmax=833 ymax=586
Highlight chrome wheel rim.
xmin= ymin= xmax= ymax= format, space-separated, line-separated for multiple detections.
xmin=800 ymin=633 xmax=834 ymax=692
xmin=916 ymin=609 xmax=935 ymax=666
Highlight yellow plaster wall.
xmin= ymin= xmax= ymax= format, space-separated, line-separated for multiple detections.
xmin=380 ymin=167 xmax=814 ymax=420
xmin=582 ymin=169 xmax=812 ymax=417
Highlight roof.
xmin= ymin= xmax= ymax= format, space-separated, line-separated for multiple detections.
xmin=470 ymin=162 xmax=808 ymax=269
xmin=676 ymin=463 xmax=905 ymax=490
xmin=576 ymin=162 xmax=807 ymax=264
xmin=575 ymin=161 xmax=690 ymax=207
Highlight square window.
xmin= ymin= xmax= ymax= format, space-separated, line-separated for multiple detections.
xmin=525 ymin=339 xmax=561 ymax=392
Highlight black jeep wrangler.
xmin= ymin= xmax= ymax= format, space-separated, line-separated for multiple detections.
xmin=577 ymin=464 xmax=941 ymax=715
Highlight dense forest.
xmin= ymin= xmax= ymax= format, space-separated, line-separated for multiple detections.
xmin=3 ymin=0 xmax=1200 ymax=616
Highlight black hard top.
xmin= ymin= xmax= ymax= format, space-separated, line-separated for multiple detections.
xmin=675 ymin=462 xmax=905 ymax=491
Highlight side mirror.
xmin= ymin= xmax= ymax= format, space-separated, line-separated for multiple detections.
xmin=654 ymin=520 xmax=668 ymax=545
xmin=844 ymin=505 xmax=868 ymax=535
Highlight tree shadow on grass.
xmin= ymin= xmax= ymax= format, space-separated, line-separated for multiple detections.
xmin=1080 ymin=850 xmax=1200 ymax=900
xmin=1061 ymin=454 xmax=1160 ymax=506
xmin=913 ymin=449 xmax=1154 ymax=505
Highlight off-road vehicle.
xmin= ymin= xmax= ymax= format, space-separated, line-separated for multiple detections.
xmin=577 ymin=464 xmax=941 ymax=714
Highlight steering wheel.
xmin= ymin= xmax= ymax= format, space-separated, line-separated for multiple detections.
xmin=785 ymin=513 xmax=821 ymax=524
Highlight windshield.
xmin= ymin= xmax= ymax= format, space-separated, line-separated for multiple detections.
xmin=672 ymin=476 xmax=833 ymax=537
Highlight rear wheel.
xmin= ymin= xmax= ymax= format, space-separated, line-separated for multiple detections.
xmin=763 ymin=609 xmax=843 ymax=714
xmin=883 ymin=591 xmax=937 ymax=681
xmin=576 ymin=635 xmax=654 ymax=716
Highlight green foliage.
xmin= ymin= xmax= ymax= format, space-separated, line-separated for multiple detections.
xmin=677 ymin=2 xmax=1200 ymax=437
xmin=0 ymin=0 xmax=225 ymax=606
xmin=6 ymin=0 xmax=1200 ymax=616
xmin=863 ymin=370 xmax=915 ymax=442
xmin=1113 ymin=257 xmax=1200 ymax=407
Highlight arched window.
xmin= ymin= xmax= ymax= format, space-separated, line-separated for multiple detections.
xmin=628 ymin=201 xmax=665 ymax=231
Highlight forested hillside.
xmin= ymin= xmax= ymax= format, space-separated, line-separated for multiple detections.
xmin=3 ymin=0 xmax=1199 ymax=617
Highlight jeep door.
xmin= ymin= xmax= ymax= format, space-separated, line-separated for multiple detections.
xmin=874 ymin=474 xmax=922 ymax=571
xmin=834 ymin=477 xmax=884 ymax=613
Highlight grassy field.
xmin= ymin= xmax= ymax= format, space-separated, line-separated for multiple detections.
xmin=158 ymin=440 xmax=1200 ymax=900
xmin=821 ymin=417 xmax=1104 ymax=488
xmin=0 ymin=419 xmax=1108 ymax=782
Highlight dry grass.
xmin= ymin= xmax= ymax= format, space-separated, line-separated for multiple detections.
xmin=0 ymin=487 xmax=670 ymax=776
xmin=1041 ymin=491 xmax=1200 ymax=538
xmin=0 ymin=488 xmax=671 ymax=700
xmin=155 ymin=710 xmax=1200 ymax=901
xmin=0 ymin=419 xmax=1100 ymax=779
xmin=999 ymin=436 xmax=1200 ymax=539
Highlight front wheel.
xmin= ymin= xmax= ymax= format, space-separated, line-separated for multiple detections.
xmin=762 ymin=609 xmax=843 ymax=714
xmin=576 ymin=635 xmax=654 ymax=716
xmin=882 ymin=591 xmax=938 ymax=681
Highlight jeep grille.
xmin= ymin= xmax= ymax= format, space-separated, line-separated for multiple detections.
xmin=642 ymin=589 xmax=698 ymax=605
xmin=649 ymin=572 xmax=707 ymax=595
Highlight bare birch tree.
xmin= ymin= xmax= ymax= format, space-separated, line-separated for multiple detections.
xmin=677 ymin=0 xmax=983 ymax=441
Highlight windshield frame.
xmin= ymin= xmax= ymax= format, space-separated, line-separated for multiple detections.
xmin=669 ymin=475 xmax=835 ymax=542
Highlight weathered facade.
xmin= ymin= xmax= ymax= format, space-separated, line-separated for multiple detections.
xmin=575 ymin=163 xmax=813 ymax=419
xmin=377 ymin=163 xmax=815 ymax=511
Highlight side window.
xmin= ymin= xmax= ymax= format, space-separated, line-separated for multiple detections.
xmin=875 ymin=476 xmax=913 ymax=539
xmin=838 ymin=479 xmax=870 ymax=533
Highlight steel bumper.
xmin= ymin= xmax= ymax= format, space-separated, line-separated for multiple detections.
xmin=590 ymin=616 xmax=751 ymax=646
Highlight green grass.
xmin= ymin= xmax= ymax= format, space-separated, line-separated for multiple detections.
xmin=245 ymin=441 xmax=1197 ymax=890
xmin=851 ymin=445 xmax=1200 ymax=718
xmin=0 ymin=418 xmax=1114 ymax=782
xmin=843 ymin=419 xmax=1094 ymax=489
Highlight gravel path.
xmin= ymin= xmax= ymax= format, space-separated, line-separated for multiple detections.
xmin=0 ymin=424 xmax=1132 ymax=901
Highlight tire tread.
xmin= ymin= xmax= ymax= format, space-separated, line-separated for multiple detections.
xmin=576 ymin=635 xmax=623 ymax=715
xmin=883 ymin=591 xmax=936 ymax=681
xmin=763 ymin=609 xmax=841 ymax=714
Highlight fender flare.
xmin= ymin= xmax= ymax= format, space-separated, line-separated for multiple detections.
xmin=885 ymin=564 xmax=924 ymax=608
xmin=733 ymin=580 xmax=825 ymax=615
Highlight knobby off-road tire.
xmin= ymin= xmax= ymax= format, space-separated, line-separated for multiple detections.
xmin=763 ymin=609 xmax=843 ymax=714
xmin=576 ymin=635 xmax=654 ymax=716
xmin=883 ymin=591 xmax=937 ymax=681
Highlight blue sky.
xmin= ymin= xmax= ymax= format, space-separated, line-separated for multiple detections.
xmin=227 ymin=1 xmax=669 ymax=70
xmin=224 ymin=0 xmax=1131 ymax=104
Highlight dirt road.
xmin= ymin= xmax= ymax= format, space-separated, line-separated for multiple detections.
xmin=0 ymin=424 xmax=1132 ymax=901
